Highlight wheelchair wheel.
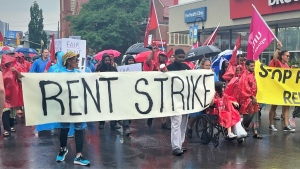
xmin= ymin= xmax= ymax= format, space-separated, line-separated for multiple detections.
xmin=212 ymin=134 xmax=219 ymax=147
xmin=237 ymin=138 xmax=244 ymax=144
xmin=195 ymin=115 xmax=213 ymax=144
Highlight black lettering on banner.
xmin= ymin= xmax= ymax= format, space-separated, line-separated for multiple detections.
xmin=39 ymin=81 xmax=65 ymax=116
xmin=135 ymin=78 xmax=153 ymax=114
xmin=82 ymin=78 xmax=100 ymax=114
xmin=282 ymin=70 xmax=292 ymax=84
xmin=67 ymin=80 xmax=81 ymax=116
xmin=259 ymin=63 xmax=269 ymax=77
xmin=283 ymin=91 xmax=293 ymax=104
xmin=190 ymin=75 xmax=203 ymax=109
xmin=203 ymin=74 xmax=213 ymax=107
xmin=171 ymin=76 xmax=185 ymax=111
xmin=292 ymin=92 xmax=300 ymax=104
xmin=271 ymin=70 xmax=282 ymax=82
xmin=296 ymin=70 xmax=300 ymax=83
xmin=99 ymin=77 xmax=118 ymax=113
xmin=154 ymin=78 xmax=168 ymax=112
xmin=186 ymin=76 xmax=191 ymax=110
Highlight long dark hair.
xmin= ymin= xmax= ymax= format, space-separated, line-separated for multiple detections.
xmin=96 ymin=54 xmax=116 ymax=72
xmin=215 ymin=81 xmax=224 ymax=97
xmin=278 ymin=50 xmax=288 ymax=61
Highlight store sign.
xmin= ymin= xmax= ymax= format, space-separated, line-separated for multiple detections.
xmin=5 ymin=30 xmax=23 ymax=39
xmin=269 ymin=0 xmax=300 ymax=6
xmin=230 ymin=0 xmax=300 ymax=19
xmin=184 ymin=7 xmax=207 ymax=23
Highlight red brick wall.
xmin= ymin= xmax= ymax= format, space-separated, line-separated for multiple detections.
xmin=60 ymin=0 xmax=72 ymax=38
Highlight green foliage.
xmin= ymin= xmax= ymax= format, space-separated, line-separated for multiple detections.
xmin=28 ymin=1 xmax=48 ymax=50
xmin=69 ymin=0 xmax=149 ymax=53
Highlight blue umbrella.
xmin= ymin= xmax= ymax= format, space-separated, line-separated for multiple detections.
xmin=211 ymin=50 xmax=243 ymax=75
xmin=14 ymin=47 xmax=39 ymax=55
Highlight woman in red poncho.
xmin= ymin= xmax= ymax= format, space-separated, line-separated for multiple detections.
xmin=208 ymin=81 xmax=240 ymax=138
xmin=224 ymin=65 xmax=243 ymax=101
xmin=1 ymin=53 xmax=23 ymax=137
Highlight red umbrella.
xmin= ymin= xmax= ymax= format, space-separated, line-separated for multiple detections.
xmin=135 ymin=51 xmax=151 ymax=63
xmin=0 ymin=46 xmax=14 ymax=51
xmin=94 ymin=49 xmax=121 ymax=60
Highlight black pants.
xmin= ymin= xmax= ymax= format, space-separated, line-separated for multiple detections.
xmin=99 ymin=121 xmax=117 ymax=126
xmin=2 ymin=110 xmax=14 ymax=132
xmin=60 ymin=128 xmax=83 ymax=153
xmin=242 ymin=114 xmax=255 ymax=128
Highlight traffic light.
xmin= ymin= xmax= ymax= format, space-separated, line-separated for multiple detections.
xmin=0 ymin=41 xmax=3 ymax=46
xmin=17 ymin=39 xmax=20 ymax=45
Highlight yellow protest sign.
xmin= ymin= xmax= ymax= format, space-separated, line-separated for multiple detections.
xmin=255 ymin=61 xmax=300 ymax=106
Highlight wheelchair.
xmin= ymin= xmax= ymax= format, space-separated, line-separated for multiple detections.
xmin=194 ymin=106 xmax=244 ymax=147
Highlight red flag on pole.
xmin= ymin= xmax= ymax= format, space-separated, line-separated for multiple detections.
xmin=167 ymin=48 xmax=174 ymax=58
xmin=50 ymin=34 xmax=55 ymax=61
xmin=0 ymin=32 xmax=3 ymax=42
xmin=202 ymin=23 xmax=220 ymax=46
xmin=144 ymin=2 xmax=158 ymax=47
xmin=229 ymin=34 xmax=241 ymax=66
xmin=247 ymin=5 xmax=276 ymax=60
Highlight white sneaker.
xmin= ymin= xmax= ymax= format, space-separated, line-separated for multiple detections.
xmin=269 ymin=125 xmax=278 ymax=131
xmin=227 ymin=133 xmax=237 ymax=138
xmin=289 ymin=117 xmax=296 ymax=128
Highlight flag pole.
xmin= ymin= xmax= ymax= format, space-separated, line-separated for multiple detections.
xmin=152 ymin=0 xmax=164 ymax=51
xmin=251 ymin=4 xmax=279 ymax=42
xmin=207 ymin=23 xmax=220 ymax=45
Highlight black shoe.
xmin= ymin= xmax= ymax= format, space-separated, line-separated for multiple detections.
xmin=172 ymin=148 xmax=183 ymax=156
xmin=147 ymin=118 xmax=153 ymax=127
xmin=124 ymin=128 xmax=132 ymax=137
xmin=187 ymin=128 xmax=193 ymax=138
xmin=161 ymin=123 xmax=171 ymax=130
xmin=99 ymin=125 xmax=104 ymax=129
xmin=111 ymin=125 xmax=121 ymax=130
xmin=182 ymin=147 xmax=187 ymax=152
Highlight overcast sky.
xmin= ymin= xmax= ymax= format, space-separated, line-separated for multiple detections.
xmin=0 ymin=0 xmax=60 ymax=33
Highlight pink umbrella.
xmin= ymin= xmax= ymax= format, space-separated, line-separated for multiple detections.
xmin=94 ymin=49 xmax=121 ymax=60
xmin=0 ymin=46 xmax=14 ymax=51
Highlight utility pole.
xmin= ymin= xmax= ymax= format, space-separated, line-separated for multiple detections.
xmin=57 ymin=21 xmax=60 ymax=39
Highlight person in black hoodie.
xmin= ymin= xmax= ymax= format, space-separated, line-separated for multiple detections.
xmin=219 ymin=60 xmax=228 ymax=83
xmin=166 ymin=49 xmax=190 ymax=156
xmin=96 ymin=54 xmax=120 ymax=130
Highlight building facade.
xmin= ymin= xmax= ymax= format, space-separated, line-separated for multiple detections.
xmin=169 ymin=0 xmax=300 ymax=64
xmin=0 ymin=21 xmax=9 ymax=37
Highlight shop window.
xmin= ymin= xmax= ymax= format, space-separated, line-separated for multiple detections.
xmin=278 ymin=27 xmax=300 ymax=52
xmin=178 ymin=34 xmax=190 ymax=45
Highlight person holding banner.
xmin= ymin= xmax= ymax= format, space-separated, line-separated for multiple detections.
xmin=167 ymin=49 xmax=191 ymax=156
xmin=96 ymin=54 xmax=121 ymax=130
xmin=269 ymin=42 xmax=296 ymax=132
xmin=54 ymin=51 xmax=90 ymax=166
xmin=238 ymin=60 xmax=262 ymax=139
xmin=144 ymin=46 xmax=171 ymax=130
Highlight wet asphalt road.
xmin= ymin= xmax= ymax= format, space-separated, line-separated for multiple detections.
xmin=1 ymin=106 xmax=300 ymax=169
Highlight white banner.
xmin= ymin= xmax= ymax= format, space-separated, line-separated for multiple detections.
xmin=61 ymin=38 xmax=86 ymax=72
xmin=22 ymin=70 xmax=215 ymax=126
xmin=117 ymin=63 xmax=142 ymax=72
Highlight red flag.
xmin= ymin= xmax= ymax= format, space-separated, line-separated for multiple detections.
xmin=144 ymin=1 xmax=158 ymax=47
xmin=167 ymin=48 xmax=174 ymax=58
xmin=50 ymin=34 xmax=55 ymax=61
xmin=247 ymin=5 xmax=275 ymax=60
xmin=192 ymin=41 xmax=199 ymax=49
xmin=229 ymin=34 xmax=241 ymax=65
xmin=0 ymin=31 xmax=3 ymax=41
xmin=202 ymin=24 xmax=220 ymax=46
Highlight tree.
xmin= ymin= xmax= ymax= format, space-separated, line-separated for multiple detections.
xmin=68 ymin=0 xmax=149 ymax=53
xmin=28 ymin=1 xmax=48 ymax=50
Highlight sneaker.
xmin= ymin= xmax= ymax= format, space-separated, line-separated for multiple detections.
xmin=283 ymin=126 xmax=295 ymax=132
xmin=289 ymin=117 xmax=296 ymax=128
xmin=74 ymin=155 xmax=90 ymax=166
xmin=227 ymin=133 xmax=237 ymax=138
xmin=269 ymin=125 xmax=278 ymax=131
xmin=56 ymin=148 xmax=68 ymax=162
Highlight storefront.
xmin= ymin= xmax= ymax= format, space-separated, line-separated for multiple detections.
xmin=169 ymin=0 xmax=300 ymax=65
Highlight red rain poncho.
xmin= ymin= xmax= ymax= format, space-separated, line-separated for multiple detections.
xmin=237 ymin=70 xmax=259 ymax=114
xmin=207 ymin=93 xmax=240 ymax=128
xmin=1 ymin=54 xmax=22 ymax=108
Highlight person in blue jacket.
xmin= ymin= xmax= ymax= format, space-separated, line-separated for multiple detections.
xmin=187 ymin=58 xmax=219 ymax=138
xmin=53 ymin=51 xmax=90 ymax=166
xmin=29 ymin=48 xmax=50 ymax=73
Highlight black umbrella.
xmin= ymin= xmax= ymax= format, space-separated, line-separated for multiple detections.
xmin=185 ymin=45 xmax=221 ymax=61
xmin=126 ymin=47 xmax=151 ymax=54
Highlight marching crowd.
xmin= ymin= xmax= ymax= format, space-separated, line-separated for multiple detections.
xmin=0 ymin=41 xmax=298 ymax=166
